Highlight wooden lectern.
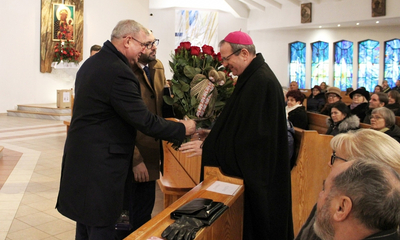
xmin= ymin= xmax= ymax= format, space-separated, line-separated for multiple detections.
xmin=125 ymin=166 xmax=244 ymax=240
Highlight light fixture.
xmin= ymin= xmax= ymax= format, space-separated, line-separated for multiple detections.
xmin=319 ymin=26 xmax=322 ymax=28
xmin=337 ymin=24 xmax=341 ymax=27
xmin=376 ymin=21 xmax=379 ymax=24
xmin=356 ymin=23 xmax=359 ymax=25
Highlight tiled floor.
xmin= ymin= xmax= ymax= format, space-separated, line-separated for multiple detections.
xmin=0 ymin=114 xmax=163 ymax=240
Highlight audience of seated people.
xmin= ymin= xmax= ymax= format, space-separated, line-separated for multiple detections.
xmin=348 ymin=88 xmax=370 ymax=121
xmin=363 ymin=92 xmax=388 ymax=124
xmin=386 ymin=90 xmax=400 ymax=115
xmin=286 ymin=90 xmax=308 ymax=129
xmin=307 ymin=85 xmax=325 ymax=113
xmin=295 ymin=129 xmax=400 ymax=240
xmin=320 ymin=87 xmax=342 ymax=116
xmin=326 ymin=102 xmax=359 ymax=136
xmin=382 ymin=80 xmax=391 ymax=93
xmin=370 ymin=107 xmax=400 ymax=143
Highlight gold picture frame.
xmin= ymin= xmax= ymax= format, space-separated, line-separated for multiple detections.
xmin=301 ymin=3 xmax=312 ymax=23
xmin=52 ymin=3 xmax=75 ymax=41
xmin=372 ymin=0 xmax=386 ymax=17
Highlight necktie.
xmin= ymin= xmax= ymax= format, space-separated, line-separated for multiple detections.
xmin=143 ymin=66 xmax=153 ymax=86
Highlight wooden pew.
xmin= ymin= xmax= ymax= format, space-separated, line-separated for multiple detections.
xmin=291 ymin=127 xmax=333 ymax=236
xmin=126 ymin=166 xmax=244 ymax=240
xmin=157 ymin=141 xmax=201 ymax=208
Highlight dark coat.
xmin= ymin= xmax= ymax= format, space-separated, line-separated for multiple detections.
xmin=386 ymin=103 xmax=400 ymax=114
xmin=348 ymin=102 xmax=369 ymax=121
xmin=363 ymin=109 xmax=373 ymax=124
xmin=364 ymin=229 xmax=399 ymax=239
xmin=326 ymin=115 xmax=360 ymax=136
xmin=56 ymin=41 xmax=185 ymax=226
xmin=295 ymin=204 xmax=320 ymax=240
xmin=384 ymin=125 xmax=400 ymax=143
xmin=132 ymin=59 xmax=167 ymax=181
xmin=288 ymin=106 xmax=308 ymax=129
xmin=202 ymin=54 xmax=293 ymax=240
xmin=307 ymin=92 xmax=325 ymax=112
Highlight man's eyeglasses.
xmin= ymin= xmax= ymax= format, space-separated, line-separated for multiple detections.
xmin=147 ymin=39 xmax=159 ymax=49
xmin=124 ymin=36 xmax=159 ymax=49
xmin=222 ymin=49 xmax=241 ymax=62
xmin=330 ymin=151 xmax=348 ymax=165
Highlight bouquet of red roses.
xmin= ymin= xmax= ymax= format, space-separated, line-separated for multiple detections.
xmin=165 ymin=42 xmax=235 ymax=128
xmin=53 ymin=40 xmax=81 ymax=64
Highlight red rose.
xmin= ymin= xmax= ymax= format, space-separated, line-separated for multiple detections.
xmin=180 ymin=42 xmax=191 ymax=50
xmin=214 ymin=52 xmax=222 ymax=62
xmin=190 ymin=46 xmax=201 ymax=56
xmin=175 ymin=46 xmax=182 ymax=55
xmin=202 ymin=45 xmax=214 ymax=55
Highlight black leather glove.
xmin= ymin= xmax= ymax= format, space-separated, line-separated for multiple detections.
xmin=161 ymin=215 xmax=205 ymax=240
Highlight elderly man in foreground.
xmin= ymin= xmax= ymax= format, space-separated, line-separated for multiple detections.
xmin=314 ymin=159 xmax=400 ymax=240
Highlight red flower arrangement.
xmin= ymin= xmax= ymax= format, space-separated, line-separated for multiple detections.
xmin=53 ymin=40 xmax=80 ymax=64
xmin=165 ymin=41 xmax=234 ymax=128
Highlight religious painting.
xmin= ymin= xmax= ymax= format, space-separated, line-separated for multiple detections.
xmin=301 ymin=3 xmax=312 ymax=23
xmin=52 ymin=3 xmax=75 ymax=41
xmin=175 ymin=10 xmax=218 ymax=49
xmin=372 ymin=0 xmax=386 ymax=17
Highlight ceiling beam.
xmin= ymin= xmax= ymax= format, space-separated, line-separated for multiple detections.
xmin=261 ymin=0 xmax=282 ymax=9
xmin=287 ymin=0 xmax=301 ymax=6
xmin=224 ymin=0 xmax=249 ymax=18
xmin=241 ymin=0 xmax=266 ymax=11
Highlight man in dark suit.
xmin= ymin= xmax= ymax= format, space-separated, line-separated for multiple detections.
xmin=56 ymin=20 xmax=195 ymax=240
xmin=117 ymin=30 xmax=169 ymax=237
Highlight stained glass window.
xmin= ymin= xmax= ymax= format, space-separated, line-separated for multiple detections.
xmin=311 ymin=41 xmax=329 ymax=87
xmin=333 ymin=40 xmax=353 ymax=91
xmin=384 ymin=39 xmax=400 ymax=88
xmin=358 ymin=39 xmax=379 ymax=92
xmin=289 ymin=41 xmax=306 ymax=88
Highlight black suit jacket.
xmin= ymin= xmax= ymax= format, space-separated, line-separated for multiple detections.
xmin=56 ymin=41 xmax=185 ymax=226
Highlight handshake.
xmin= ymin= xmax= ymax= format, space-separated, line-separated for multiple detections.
xmin=178 ymin=118 xmax=196 ymax=136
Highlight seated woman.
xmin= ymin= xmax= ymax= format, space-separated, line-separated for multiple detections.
xmin=319 ymin=82 xmax=328 ymax=93
xmin=370 ymin=107 xmax=400 ymax=143
xmin=326 ymin=102 xmax=359 ymax=136
xmin=373 ymin=84 xmax=383 ymax=93
xmin=320 ymin=87 xmax=342 ymax=116
xmin=306 ymin=85 xmax=325 ymax=113
xmin=286 ymin=90 xmax=308 ymax=129
xmin=386 ymin=90 xmax=400 ymax=114
xmin=348 ymin=88 xmax=370 ymax=121
xmin=295 ymin=129 xmax=400 ymax=240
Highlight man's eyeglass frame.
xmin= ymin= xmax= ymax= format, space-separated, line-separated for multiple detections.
xmin=124 ymin=36 xmax=159 ymax=49
xmin=222 ymin=49 xmax=242 ymax=62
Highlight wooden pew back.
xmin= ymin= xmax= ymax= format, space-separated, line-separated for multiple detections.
xmin=291 ymin=127 xmax=333 ymax=236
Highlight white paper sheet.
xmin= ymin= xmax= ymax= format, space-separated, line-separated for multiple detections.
xmin=206 ymin=181 xmax=241 ymax=195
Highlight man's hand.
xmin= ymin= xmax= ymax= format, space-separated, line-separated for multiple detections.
xmin=180 ymin=119 xmax=196 ymax=136
xmin=133 ymin=162 xmax=149 ymax=182
xmin=179 ymin=140 xmax=203 ymax=157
